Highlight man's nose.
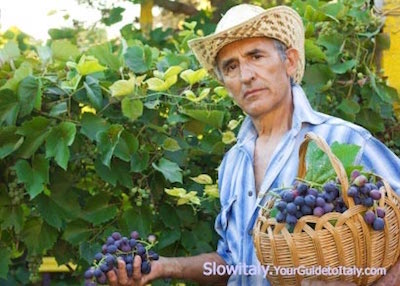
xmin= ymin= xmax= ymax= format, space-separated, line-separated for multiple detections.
xmin=239 ymin=63 xmax=255 ymax=83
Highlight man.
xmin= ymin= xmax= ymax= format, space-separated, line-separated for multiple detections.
xmin=108 ymin=4 xmax=400 ymax=286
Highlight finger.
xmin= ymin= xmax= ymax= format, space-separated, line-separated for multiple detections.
xmin=107 ymin=268 xmax=118 ymax=286
xmin=117 ymin=258 xmax=130 ymax=285
xmin=132 ymin=254 xmax=142 ymax=281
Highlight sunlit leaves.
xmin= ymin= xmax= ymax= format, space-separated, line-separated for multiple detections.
xmin=180 ymin=68 xmax=207 ymax=85
xmin=110 ymin=78 xmax=135 ymax=98
xmin=51 ymin=39 xmax=80 ymax=61
xmin=165 ymin=187 xmax=200 ymax=206
xmin=190 ymin=174 xmax=212 ymax=185
xmin=76 ymin=55 xmax=107 ymax=75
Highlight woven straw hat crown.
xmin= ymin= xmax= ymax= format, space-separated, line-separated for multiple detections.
xmin=188 ymin=4 xmax=305 ymax=83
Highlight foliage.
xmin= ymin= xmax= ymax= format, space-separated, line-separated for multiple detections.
xmin=0 ymin=0 xmax=399 ymax=285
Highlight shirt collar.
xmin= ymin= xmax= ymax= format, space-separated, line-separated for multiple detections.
xmin=236 ymin=84 xmax=329 ymax=144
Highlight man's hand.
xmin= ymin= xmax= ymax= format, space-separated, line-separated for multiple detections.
xmin=373 ymin=259 xmax=400 ymax=286
xmin=107 ymin=255 xmax=164 ymax=286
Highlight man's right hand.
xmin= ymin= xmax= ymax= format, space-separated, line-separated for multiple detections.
xmin=107 ymin=255 xmax=164 ymax=286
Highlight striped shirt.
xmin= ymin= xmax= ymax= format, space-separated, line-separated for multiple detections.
xmin=215 ymin=84 xmax=400 ymax=285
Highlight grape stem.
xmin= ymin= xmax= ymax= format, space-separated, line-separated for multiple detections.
xmin=295 ymin=177 xmax=323 ymax=188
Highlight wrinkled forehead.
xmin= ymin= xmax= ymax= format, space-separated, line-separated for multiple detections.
xmin=215 ymin=37 xmax=276 ymax=65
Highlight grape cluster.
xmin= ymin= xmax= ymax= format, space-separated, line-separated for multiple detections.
xmin=84 ymin=231 xmax=159 ymax=286
xmin=348 ymin=170 xmax=386 ymax=231
xmin=275 ymin=181 xmax=347 ymax=226
xmin=7 ymin=180 xmax=25 ymax=205
xmin=27 ymin=255 xmax=42 ymax=283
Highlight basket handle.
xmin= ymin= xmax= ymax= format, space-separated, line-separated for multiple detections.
xmin=297 ymin=132 xmax=353 ymax=208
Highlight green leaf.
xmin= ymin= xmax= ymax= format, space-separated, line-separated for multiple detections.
xmin=1 ymin=41 xmax=20 ymax=61
xmin=51 ymin=40 xmax=80 ymax=61
xmin=356 ymin=108 xmax=385 ymax=133
xmin=0 ymin=89 xmax=19 ymax=125
xmin=303 ymin=64 xmax=335 ymax=96
xmin=162 ymin=137 xmax=181 ymax=152
xmin=62 ymin=220 xmax=92 ymax=245
xmin=88 ymin=43 xmax=121 ymax=71
xmin=80 ymin=241 xmax=102 ymax=264
xmin=152 ymin=158 xmax=182 ymax=183
xmin=76 ymin=55 xmax=107 ymax=75
xmin=157 ymin=229 xmax=181 ymax=249
xmin=0 ymin=126 xmax=23 ymax=159
xmin=121 ymin=206 xmax=152 ymax=237
xmin=101 ymin=7 xmax=125 ymax=26
xmin=14 ymin=155 xmax=49 ymax=199
xmin=376 ymin=33 xmax=390 ymax=50
xmin=159 ymin=204 xmax=180 ymax=229
xmin=114 ymin=131 xmax=139 ymax=162
xmin=130 ymin=151 xmax=149 ymax=172
xmin=316 ymin=32 xmax=344 ymax=63
xmin=20 ymin=218 xmax=58 ymax=255
xmin=121 ymin=98 xmax=143 ymax=121
xmin=124 ymin=45 xmax=153 ymax=74
xmin=305 ymin=39 xmax=326 ymax=62
xmin=15 ymin=116 xmax=51 ymax=158
xmin=95 ymin=158 xmax=133 ymax=188
xmin=330 ymin=60 xmax=357 ymax=74
xmin=0 ymin=248 xmax=11 ymax=279
xmin=49 ymin=102 xmax=67 ymax=116
xmin=96 ymin=124 xmax=124 ymax=167
xmin=0 ymin=205 xmax=24 ymax=233
xmin=35 ymin=189 xmax=80 ymax=229
xmin=80 ymin=113 xmax=109 ymax=142
xmin=109 ymin=78 xmax=135 ymax=98
xmin=1 ymin=61 xmax=32 ymax=91
xmin=17 ymin=76 xmax=41 ymax=117
xmin=180 ymin=68 xmax=208 ymax=85
xmin=305 ymin=142 xmax=361 ymax=184
xmin=83 ymin=193 xmax=118 ymax=225
xmin=337 ymin=98 xmax=360 ymax=115
xmin=83 ymin=76 xmax=103 ymax=110
xmin=181 ymin=109 xmax=224 ymax=129
xmin=45 ymin=122 xmax=76 ymax=170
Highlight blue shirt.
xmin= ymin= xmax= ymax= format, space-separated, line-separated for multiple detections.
xmin=215 ymin=84 xmax=400 ymax=285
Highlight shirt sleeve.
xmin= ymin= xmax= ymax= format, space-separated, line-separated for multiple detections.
xmin=214 ymin=155 xmax=234 ymax=265
xmin=359 ymin=136 xmax=400 ymax=195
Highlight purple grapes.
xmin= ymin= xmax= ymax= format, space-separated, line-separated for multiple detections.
xmin=84 ymin=230 xmax=159 ymax=285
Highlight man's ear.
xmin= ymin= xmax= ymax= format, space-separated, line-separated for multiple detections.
xmin=284 ymin=48 xmax=299 ymax=78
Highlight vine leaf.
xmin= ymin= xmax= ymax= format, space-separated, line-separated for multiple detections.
xmin=152 ymin=158 xmax=183 ymax=183
xmin=45 ymin=122 xmax=76 ymax=170
xmin=14 ymin=155 xmax=49 ymax=199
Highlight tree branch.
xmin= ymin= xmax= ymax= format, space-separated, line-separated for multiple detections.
xmin=153 ymin=0 xmax=198 ymax=16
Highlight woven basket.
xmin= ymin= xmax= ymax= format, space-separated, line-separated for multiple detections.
xmin=253 ymin=132 xmax=400 ymax=286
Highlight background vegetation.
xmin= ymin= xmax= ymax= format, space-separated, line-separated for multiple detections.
xmin=0 ymin=0 xmax=399 ymax=285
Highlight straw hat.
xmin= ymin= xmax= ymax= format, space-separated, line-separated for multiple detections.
xmin=188 ymin=4 xmax=305 ymax=84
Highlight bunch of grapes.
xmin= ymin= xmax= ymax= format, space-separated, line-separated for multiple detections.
xmin=27 ymin=255 xmax=42 ymax=283
xmin=84 ymin=231 xmax=159 ymax=286
xmin=274 ymin=181 xmax=347 ymax=226
xmin=7 ymin=180 xmax=25 ymax=205
xmin=348 ymin=170 xmax=385 ymax=231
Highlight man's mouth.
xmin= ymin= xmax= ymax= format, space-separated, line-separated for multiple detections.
xmin=244 ymin=88 xmax=267 ymax=98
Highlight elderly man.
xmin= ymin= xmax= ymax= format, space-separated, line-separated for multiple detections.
xmin=107 ymin=4 xmax=400 ymax=286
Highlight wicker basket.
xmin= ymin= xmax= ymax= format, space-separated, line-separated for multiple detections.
xmin=253 ymin=132 xmax=400 ymax=286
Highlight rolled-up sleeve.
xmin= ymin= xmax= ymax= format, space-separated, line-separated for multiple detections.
xmin=359 ymin=136 xmax=400 ymax=195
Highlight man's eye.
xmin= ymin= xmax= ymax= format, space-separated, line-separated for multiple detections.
xmin=227 ymin=64 xmax=237 ymax=72
xmin=252 ymin=54 xmax=262 ymax=60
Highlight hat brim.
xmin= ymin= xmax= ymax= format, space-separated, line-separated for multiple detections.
xmin=188 ymin=6 xmax=305 ymax=84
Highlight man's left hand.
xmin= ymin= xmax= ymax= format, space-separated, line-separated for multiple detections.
xmin=373 ymin=259 xmax=400 ymax=286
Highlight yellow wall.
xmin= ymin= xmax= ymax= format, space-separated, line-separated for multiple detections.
xmin=383 ymin=0 xmax=400 ymax=92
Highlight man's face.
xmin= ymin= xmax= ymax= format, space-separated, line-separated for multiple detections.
xmin=216 ymin=37 xmax=296 ymax=119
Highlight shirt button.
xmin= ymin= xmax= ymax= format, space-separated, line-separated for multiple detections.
xmin=248 ymin=190 xmax=253 ymax=197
